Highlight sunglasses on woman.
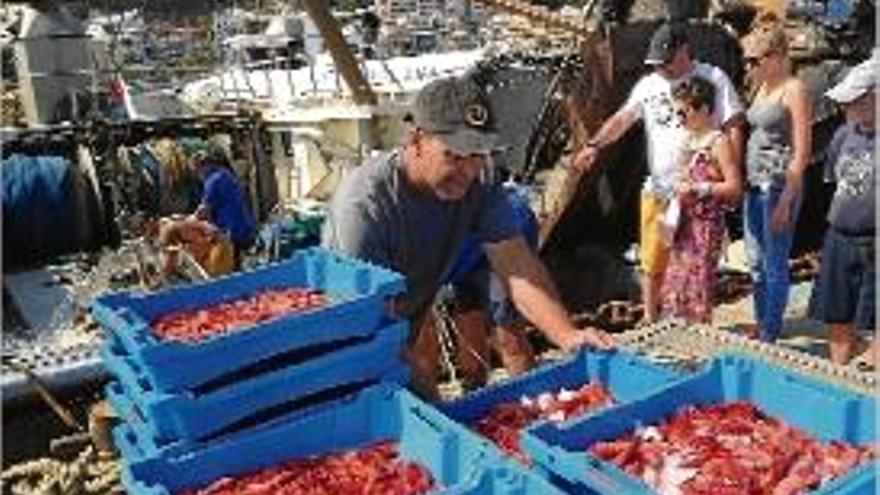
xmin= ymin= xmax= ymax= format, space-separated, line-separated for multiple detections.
xmin=745 ymin=51 xmax=774 ymax=67
xmin=676 ymin=106 xmax=692 ymax=120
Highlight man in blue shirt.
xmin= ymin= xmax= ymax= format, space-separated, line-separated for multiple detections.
xmin=193 ymin=147 xmax=256 ymax=267
xmin=322 ymin=75 xmax=614 ymax=398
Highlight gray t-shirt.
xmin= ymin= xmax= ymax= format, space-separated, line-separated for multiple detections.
xmin=824 ymin=123 xmax=876 ymax=234
xmin=321 ymin=151 xmax=518 ymax=319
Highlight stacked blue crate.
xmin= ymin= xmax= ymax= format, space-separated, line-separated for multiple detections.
xmin=522 ymin=353 xmax=878 ymax=495
xmin=93 ymin=247 xmax=406 ymax=391
xmin=102 ymin=322 xmax=409 ymax=451
xmin=116 ymin=383 xmax=568 ymax=495
xmin=94 ymin=248 xmax=415 ymax=454
xmin=94 ymin=247 xmax=575 ymax=494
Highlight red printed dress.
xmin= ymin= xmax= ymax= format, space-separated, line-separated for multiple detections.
xmin=661 ymin=131 xmax=728 ymax=323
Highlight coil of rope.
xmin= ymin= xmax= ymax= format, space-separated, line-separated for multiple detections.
xmin=1 ymin=445 xmax=122 ymax=495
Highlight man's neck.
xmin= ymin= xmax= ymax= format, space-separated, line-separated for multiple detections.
xmin=682 ymin=59 xmax=695 ymax=76
xmin=660 ymin=59 xmax=694 ymax=82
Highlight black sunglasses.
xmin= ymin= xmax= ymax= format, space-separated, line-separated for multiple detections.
xmin=745 ymin=51 xmax=774 ymax=67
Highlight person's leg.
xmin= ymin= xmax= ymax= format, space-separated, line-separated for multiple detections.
xmin=853 ymin=236 xmax=876 ymax=368
xmin=486 ymin=272 xmax=535 ymax=376
xmin=815 ymin=229 xmax=859 ymax=364
xmin=640 ymin=191 xmax=669 ymax=323
xmin=759 ymin=188 xmax=801 ymax=342
xmin=743 ymin=188 xmax=769 ymax=335
xmin=402 ymin=315 xmax=440 ymax=400
xmin=689 ymin=219 xmax=725 ymax=323
xmin=658 ymin=222 xmax=688 ymax=321
xmin=829 ymin=323 xmax=856 ymax=365
xmin=444 ymin=274 xmax=493 ymax=391
xmin=867 ymin=337 xmax=879 ymax=369
xmin=453 ymin=308 xmax=492 ymax=390
xmin=491 ymin=323 xmax=535 ymax=375
xmin=855 ymin=236 xmax=876 ymax=330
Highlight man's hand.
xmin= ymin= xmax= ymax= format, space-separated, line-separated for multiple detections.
xmin=554 ymin=327 xmax=616 ymax=353
xmin=770 ymin=198 xmax=792 ymax=233
xmin=573 ymin=144 xmax=599 ymax=172
xmin=772 ymin=172 xmax=802 ymax=233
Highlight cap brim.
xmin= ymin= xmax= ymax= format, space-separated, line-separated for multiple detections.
xmin=436 ymin=128 xmax=501 ymax=156
xmin=825 ymin=86 xmax=867 ymax=104
xmin=826 ymin=64 xmax=877 ymax=103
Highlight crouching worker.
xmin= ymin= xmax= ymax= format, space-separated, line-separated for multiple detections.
xmin=322 ymin=74 xmax=615 ymax=399
xmin=191 ymin=145 xmax=256 ymax=268
xmin=810 ymin=56 xmax=878 ymax=367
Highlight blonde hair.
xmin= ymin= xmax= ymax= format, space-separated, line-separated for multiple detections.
xmin=742 ymin=12 xmax=789 ymax=58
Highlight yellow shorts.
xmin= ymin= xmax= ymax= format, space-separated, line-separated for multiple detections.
xmin=640 ymin=191 xmax=669 ymax=276
xmin=204 ymin=237 xmax=235 ymax=276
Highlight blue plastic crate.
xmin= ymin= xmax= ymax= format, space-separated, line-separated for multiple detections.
xmin=104 ymin=322 xmax=409 ymax=445
xmin=91 ymin=247 xmax=404 ymax=391
xmin=459 ymin=462 xmax=570 ymax=494
xmin=441 ymin=349 xmax=682 ymax=426
xmin=116 ymin=383 xmax=507 ymax=495
xmin=523 ymin=354 xmax=877 ymax=495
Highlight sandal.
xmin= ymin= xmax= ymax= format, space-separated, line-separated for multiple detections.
xmin=854 ymin=361 xmax=876 ymax=373
xmin=732 ymin=323 xmax=760 ymax=339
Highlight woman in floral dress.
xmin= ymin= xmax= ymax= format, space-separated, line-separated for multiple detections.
xmin=661 ymin=77 xmax=742 ymax=323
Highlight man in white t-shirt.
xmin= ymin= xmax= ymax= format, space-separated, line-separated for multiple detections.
xmin=575 ymin=22 xmax=744 ymax=323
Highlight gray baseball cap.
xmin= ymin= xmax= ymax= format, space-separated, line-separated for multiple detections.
xmin=409 ymin=75 xmax=500 ymax=155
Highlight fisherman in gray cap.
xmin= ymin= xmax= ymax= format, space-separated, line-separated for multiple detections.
xmin=322 ymin=75 xmax=615 ymax=399
xmin=574 ymin=22 xmax=744 ymax=324
xmin=810 ymin=53 xmax=878 ymax=368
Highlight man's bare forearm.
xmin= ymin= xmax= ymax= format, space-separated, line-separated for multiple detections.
xmin=486 ymin=237 xmax=576 ymax=344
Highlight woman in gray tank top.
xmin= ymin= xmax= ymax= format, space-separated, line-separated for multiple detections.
xmin=741 ymin=15 xmax=813 ymax=343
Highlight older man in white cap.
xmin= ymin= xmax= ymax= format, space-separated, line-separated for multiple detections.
xmin=810 ymin=53 xmax=878 ymax=367
xmin=322 ymin=74 xmax=615 ymax=398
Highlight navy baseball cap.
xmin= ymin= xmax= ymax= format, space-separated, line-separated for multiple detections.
xmin=645 ymin=23 xmax=690 ymax=65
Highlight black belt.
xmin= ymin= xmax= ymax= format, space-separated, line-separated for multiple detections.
xmin=830 ymin=225 xmax=875 ymax=239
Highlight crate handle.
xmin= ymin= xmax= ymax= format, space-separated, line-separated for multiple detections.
xmin=92 ymin=305 xmax=148 ymax=338
xmin=552 ymin=451 xmax=631 ymax=493
xmin=408 ymin=404 xmax=447 ymax=435
xmin=91 ymin=304 xmax=126 ymax=329
xmin=115 ymin=426 xmax=145 ymax=460
xmin=582 ymin=464 xmax=627 ymax=493
xmin=781 ymin=373 xmax=838 ymax=396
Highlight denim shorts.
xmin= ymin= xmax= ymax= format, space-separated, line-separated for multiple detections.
xmin=810 ymin=228 xmax=876 ymax=329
